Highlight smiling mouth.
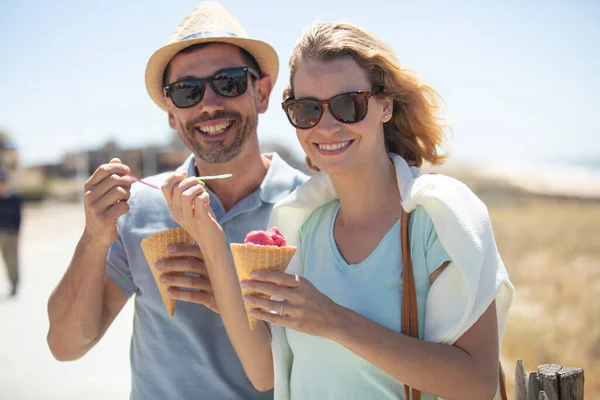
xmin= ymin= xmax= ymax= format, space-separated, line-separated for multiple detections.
xmin=314 ymin=140 xmax=354 ymax=153
xmin=196 ymin=121 xmax=233 ymax=136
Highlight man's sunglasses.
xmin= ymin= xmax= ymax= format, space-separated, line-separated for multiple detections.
xmin=281 ymin=85 xmax=385 ymax=129
xmin=164 ymin=66 xmax=260 ymax=109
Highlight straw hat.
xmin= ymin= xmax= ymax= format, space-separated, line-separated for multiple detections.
xmin=145 ymin=2 xmax=279 ymax=111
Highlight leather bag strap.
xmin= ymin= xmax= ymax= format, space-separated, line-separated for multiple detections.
xmin=400 ymin=209 xmax=507 ymax=400
xmin=401 ymin=209 xmax=421 ymax=400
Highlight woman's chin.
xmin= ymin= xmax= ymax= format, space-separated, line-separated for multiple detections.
xmin=316 ymin=161 xmax=356 ymax=177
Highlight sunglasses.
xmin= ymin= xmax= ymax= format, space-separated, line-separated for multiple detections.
xmin=281 ymin=85 xmax=384 ymax=129
xmin=164 ymin=66 xmax=260 ymax=109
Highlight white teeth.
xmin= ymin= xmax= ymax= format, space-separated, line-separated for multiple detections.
xmin=199 ymin=122 xmax=232 ymax=135
xmin=317 ymin=141 xmax=351 ymax=151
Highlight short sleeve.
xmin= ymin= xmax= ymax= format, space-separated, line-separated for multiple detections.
xmin=105 ymin=234 xmax=137 ymax=297
xmin=412 ymin=207 xmax=451 ymax=276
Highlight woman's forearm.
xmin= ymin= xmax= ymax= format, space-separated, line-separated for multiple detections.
xmin=203 ymin=244 xmax=274 ymax=391
xmin=331 ymin=306 xmax=498 ymax=400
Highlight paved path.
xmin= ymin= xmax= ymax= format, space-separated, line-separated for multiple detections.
xmin=0 ymin=202 xmax=134 ymax=400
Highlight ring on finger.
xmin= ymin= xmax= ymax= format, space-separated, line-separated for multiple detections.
xmin=279 ymin=301 xmax=285 ymax=316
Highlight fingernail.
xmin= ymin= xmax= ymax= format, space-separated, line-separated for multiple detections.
xmin=155 ymin=260 xmax=164 ymax=268
xmin=159 ymin=275 xmax=167 ymax=283
xmin=250 ymin=271 xmax=261 ymax=278
xmin=167 ymin=244 xmax=176 ymax=253
xmin=240 ymin=281 xmax=249 ymax=288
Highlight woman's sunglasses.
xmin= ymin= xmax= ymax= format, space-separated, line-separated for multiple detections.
xmin=164 ymin=66 xmax=260 ymax=109
xmin=281 ymin=85 xmax=384 ymax=129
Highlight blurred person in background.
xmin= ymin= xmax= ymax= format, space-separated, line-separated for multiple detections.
xmin=0 ymin=168 xmax=22 ymax=297
xmin=46 ymin=2 xmax=306 ymax=400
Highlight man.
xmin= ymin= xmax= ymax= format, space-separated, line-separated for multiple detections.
xmin=46 ymin=3 xmax=307 ymax=399
xmin=0 ymin=168 xmax=22 ymax=297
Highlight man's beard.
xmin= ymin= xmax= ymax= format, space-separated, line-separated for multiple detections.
xmin=180 ymin=109 xmax=258 ymax=164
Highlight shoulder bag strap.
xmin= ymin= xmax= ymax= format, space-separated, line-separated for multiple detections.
xmin=401 ymin=209 xmax=421 ymax=400
xmin=400 ymin=208 xmax=507 ymax=400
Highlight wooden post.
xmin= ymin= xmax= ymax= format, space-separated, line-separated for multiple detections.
xmin=557 ymin=367 xmax=584 ymax=400
xmin=538 ymin=364 xmax=560 ymax=400
xmin=514 ymin=361 xmax=584 ymax=400
xmin=515 ymin=360 xmax=528 ymax=400
xmin=528 ymin=372 xmax=541 ymax=400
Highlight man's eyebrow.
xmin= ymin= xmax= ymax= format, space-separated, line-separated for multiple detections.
xmin=172 ymin=75 xmax=203 ymax=82
xmin=171 ymin=67 xmax=245 ymax=83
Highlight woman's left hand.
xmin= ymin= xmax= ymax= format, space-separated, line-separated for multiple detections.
xmin=241 ymin=271 xmax=345 ymax=339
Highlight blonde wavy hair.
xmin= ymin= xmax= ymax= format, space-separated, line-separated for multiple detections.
xmin=284 ymin=22 xmax=449 ymax=169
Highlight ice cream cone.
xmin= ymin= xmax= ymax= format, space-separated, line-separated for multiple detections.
xmin=230 ymin=243 xmax=296 ymax=330
xmin=141 ymin=227 xmax=195 ymax=317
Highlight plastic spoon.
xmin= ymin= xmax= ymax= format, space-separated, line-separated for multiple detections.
xmin=128 ymin=173 xmax=232 ymax=190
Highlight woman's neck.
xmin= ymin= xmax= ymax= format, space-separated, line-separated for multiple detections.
xmin=331 ymin=157 xmax=401 ymax=226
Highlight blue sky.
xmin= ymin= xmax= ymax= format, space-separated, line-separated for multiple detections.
xmin=1 ymin=0 xmax=598 ymax=166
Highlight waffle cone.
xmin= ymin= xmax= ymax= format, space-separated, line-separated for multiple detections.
xmin=230 ymin=243 xmax=296 ymax=330
xmin=141 ymin=227 xmax=195 ymax=317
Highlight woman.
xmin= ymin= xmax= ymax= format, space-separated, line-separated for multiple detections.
xmin=162 ymin=22 xmax=513 ymax=400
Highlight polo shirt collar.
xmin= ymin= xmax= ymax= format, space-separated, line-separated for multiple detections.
xmin=178 ymin=152 xmax=301 ymax=205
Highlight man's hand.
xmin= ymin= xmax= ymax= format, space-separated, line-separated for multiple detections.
xmin=155 ymin=243 xmax=218 ymax=313
xmin=82 ymin=158 xmax=132 ymax=247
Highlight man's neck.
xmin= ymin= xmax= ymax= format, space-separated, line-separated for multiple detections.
xmin=193 ymin=150 xmax=270 ymax=212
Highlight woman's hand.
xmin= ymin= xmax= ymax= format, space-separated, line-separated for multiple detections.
xmin=241 ymin=271 xmax=346 ymax=340
xmin=161 ymin=172 xmax=226 ymax=253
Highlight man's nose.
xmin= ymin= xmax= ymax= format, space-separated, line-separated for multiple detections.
xmin=197 ymin=83 xmax=225 ymax=114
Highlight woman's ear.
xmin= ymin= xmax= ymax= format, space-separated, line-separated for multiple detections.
xmin=381 ymin=97 xmax=394 ymax=123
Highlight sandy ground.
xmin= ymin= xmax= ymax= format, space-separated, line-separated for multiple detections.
xmin=0 ymin=202 xmax=134 ymax=400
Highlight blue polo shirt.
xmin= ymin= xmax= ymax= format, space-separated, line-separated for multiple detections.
xmin=106 ymin=153 xmax=308 ymax=400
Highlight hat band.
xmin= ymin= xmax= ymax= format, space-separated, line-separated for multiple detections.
xmin=180 ymin=30 xmax=241 ymax=42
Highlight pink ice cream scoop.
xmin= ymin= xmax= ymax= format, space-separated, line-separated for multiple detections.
xmin=244 ymin=227 xmax=287 ymax=247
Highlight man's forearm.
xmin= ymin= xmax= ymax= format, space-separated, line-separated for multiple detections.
xmin=204 ymin=246 xmax=274 ymax=391
xmin=47 ymin=233 xmax=109 ymax=360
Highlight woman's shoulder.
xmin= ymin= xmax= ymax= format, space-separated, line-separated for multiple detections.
xmin=299 ymin=200 xmax=339 ymax=237
xmin=408 ymin=205 xmax=436 ymax=240
xmin=409 ymin=205 xmax=432 ymax=224
xmin=305 ymin=199 xmax=339 ymax=224
xmin=406 ymin=172 xmax=487 ymax=215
